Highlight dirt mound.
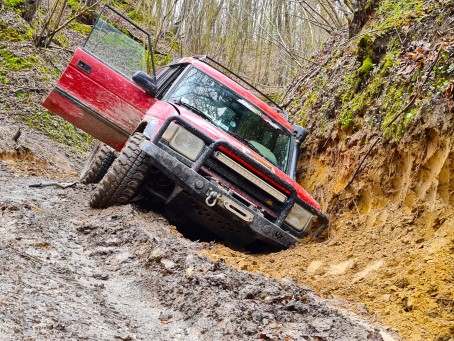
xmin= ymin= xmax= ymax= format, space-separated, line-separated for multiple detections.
xmin=0 ymin=147 xmax=66 ymax=177
xmin=0 ymin=123 xmax=77 ymax=178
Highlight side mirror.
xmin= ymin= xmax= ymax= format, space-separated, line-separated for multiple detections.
xmin=133 ymin=71 xmax=157 ymax=97
xmin=293 ymin=125 xmax=309 ymax=145
xmin=288 ymin=125 xmax=309 ymax=180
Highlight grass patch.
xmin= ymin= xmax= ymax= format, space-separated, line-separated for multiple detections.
xmin=375 ymin=0 xmax=429 ymax=31
xmin=68 ymin=0 xmax=81 ymax=11
xmin=4 ymin=0 xmax=24 ymax=8
xmin=338 ymin=51 xmax=398 ymax=129
xmin=358 ymin=57 xmax=374 ymax=78
xmin=0 ymin=47 xmax=38 ymax=71
xmin=0 ymin=21 xmax=34 ymax=42
xmin=71 ymin=22 xmax=91 ymax=36
xmin=24 ymin=110 xmax=93 ymax=154
xmin=15 ymin=90 xmax=28 ymax=99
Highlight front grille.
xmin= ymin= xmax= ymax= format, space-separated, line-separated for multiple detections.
xmin=200 ymin=151 xmax=286 ymax=219
xmin=153 ymin=117 xmax=290 ymax=221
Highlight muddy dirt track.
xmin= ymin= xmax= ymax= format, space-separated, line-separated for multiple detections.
xmin=0 ymin=123 xmax=394 ymax=340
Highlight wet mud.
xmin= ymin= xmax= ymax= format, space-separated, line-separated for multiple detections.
xmin=0 ymin=123 xmax=393 ymax=340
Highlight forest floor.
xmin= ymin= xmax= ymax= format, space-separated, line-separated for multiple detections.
xmin=0 ymin=119 xmax=394 ymax=340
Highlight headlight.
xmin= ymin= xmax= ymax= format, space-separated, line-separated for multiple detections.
xmin=162 ymin=122 xmax=204 ymax=161
xmin=285 ymin=204 xmax=313 ymax=232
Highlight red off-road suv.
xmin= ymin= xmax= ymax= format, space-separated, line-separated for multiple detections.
xmin=43 ymin=5 xmax=328 ymax=248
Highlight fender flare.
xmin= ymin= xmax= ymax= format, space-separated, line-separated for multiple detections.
xmin=135 ymin=116 xmax=159 ymax=139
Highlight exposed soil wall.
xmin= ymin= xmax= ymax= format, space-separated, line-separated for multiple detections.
xmin=204 ymin=1 xmax=453 ymax=340
xmin=205 ymin=116 xmax=453 ymax=340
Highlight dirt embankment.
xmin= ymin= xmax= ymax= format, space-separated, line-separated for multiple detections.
xmin=205 ymin=119 xmax=453 ymax=340
xmin=203 ymin=1 xmax=454 ymax=339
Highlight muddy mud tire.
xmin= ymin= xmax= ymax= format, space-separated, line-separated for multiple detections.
xmin=80 ymin=142 xmax=116 ymax=184
xmin=89 ymin=133 xmax=150 ymax=208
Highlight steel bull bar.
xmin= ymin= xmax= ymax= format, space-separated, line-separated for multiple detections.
xmin=140 ymin=116 xmax=329 ymax=247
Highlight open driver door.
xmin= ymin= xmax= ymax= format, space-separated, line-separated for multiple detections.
xmin=43 ymin=5 xmax=157 ymax=151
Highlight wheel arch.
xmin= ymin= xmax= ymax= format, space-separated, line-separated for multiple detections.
xmin=134 ymin=116 xmax=159 ymax=139
xmin=135 ymin=121 xmax=147 ymax=134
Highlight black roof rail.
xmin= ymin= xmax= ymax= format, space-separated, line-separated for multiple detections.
xmin=192 ymin=55 xmax=285 ymax=113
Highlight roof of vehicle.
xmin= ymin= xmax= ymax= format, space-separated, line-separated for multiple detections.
xmin=176 ymin=56 xmax=294 ymax=132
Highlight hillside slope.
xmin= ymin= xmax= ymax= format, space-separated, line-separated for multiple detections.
xmin=1 ymin=1 xmax=452 ymax=339
xmin=205 ymin=1 xmax=453 ymax=340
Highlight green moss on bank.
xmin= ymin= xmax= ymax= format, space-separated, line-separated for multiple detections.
xmin=292 ymin=0 xmax=451 ymax=144
xmin=358 ymin=57 xmax=374 ymax=78
xmin=71 ymin=22 xmax=91 ymax=36
xmin=4 ymin=0 xmax=25 ymax=9
xmin=0 ymin=21 xmax=33 ymax=42
xmin=0 ymin=47 xmax=38 ymax=71
xmin=375 ymin=0 xmax=429 ymax=31
xmin=0 ymin=13 xmax=92 ymax=153
xmin=24 ymin=110 xmax=93 ymax=154
xmin=338 ymin=51 xmax=397 ymax=129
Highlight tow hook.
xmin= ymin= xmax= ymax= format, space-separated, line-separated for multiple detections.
xmin=205 ymin=191 xmax=221 ymax=207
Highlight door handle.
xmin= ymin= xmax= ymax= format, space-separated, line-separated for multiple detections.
xmin=77 ymin=60 xmax=92 ymax=73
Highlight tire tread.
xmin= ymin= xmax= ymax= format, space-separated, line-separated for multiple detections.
xmin=80 ymin=142 xmax=116 ymax=184
xmin=89 ymin=133 xmax=150 ymax=208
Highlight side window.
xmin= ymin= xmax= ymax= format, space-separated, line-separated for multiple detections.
xmin=83 ymin=6 xmax=152 ymax=79
xmin=273 ymin=135 xmax=290 ymax=169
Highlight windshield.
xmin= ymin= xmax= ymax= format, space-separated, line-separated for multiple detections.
xmin=167 ymin=68 xmax=291 ymax=172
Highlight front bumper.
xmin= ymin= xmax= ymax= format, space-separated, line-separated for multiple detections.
xmin=141 ymin=139 xmax=299 ymax=248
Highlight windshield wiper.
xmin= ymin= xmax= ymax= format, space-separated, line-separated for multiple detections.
xmin=174 ymin=98 xmax=213 ymax=123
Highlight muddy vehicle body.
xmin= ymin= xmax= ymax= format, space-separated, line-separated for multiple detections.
xmin=43 ymin=5 xmax=328 ymax=249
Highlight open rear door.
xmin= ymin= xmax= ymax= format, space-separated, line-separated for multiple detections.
xmin=43 ymin=5 xmax=156 ymax=150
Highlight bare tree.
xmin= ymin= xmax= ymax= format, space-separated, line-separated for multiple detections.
xmin=29 ymin=0 xmax=352 ymax=89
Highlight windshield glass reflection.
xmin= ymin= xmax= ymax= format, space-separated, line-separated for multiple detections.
xmin=168 ymin=68 xmax=291 ymax=172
